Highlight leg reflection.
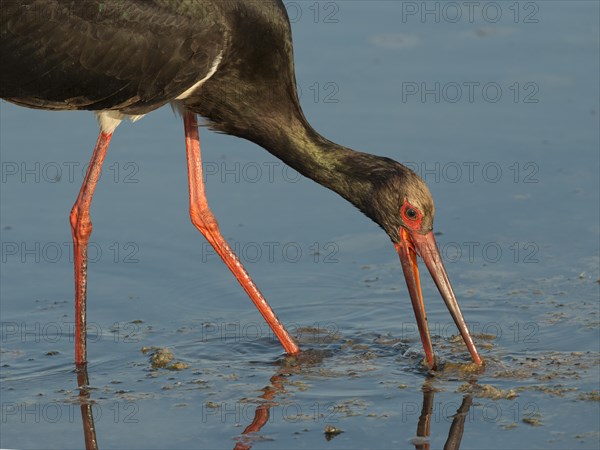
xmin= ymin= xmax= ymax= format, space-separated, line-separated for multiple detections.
xmin=415 ymin=385 xmax=434 ymax=450
xmin=232 ymin=356 xmax=474 ymax=450
xmin=443 ymin=395 xmax=472 ymax=450
xmin=76 ymin=365 xmax=99 ymax=450
xmin=414 ymin=381 xmax=473 ymax=450
xmin=233 ymin=352 xmax=326 ymax=450
xmin=234 ymin=373 xmax=287 ymax=450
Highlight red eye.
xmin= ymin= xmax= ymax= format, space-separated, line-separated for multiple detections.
xmin=401 ymin=199 xmax=422 ymax=230
xmin=405 ymin=208 xmax=417 ymax=219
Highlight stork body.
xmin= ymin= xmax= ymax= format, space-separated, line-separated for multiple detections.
xmin=1 ymin=0 xmax=482 ymax=368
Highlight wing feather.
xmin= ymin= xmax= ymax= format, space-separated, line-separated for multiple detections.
xmin=0 ymin=0 xmax=227 ymax=113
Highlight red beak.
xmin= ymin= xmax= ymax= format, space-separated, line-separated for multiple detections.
xmin=395 ymin=228 xmax=483 ymax=368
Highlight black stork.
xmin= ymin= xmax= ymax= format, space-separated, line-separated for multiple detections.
xmin=0 ymin=0 xmax=482 ymax=368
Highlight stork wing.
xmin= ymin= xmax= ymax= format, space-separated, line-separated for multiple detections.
xmin=0 ymin=0 xmax=227 ymax=113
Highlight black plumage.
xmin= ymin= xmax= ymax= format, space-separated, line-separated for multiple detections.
xmin=1 ymin=1 xmax=223 ymax=111
xmin=1 ymin=0 xmax=432 ymax=240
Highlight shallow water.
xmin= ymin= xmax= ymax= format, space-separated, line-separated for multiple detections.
xmin=1 ymin=1 xmax=599 ymax=449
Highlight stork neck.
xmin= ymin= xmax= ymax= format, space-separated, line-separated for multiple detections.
xmin=248 ymin=118 xmax=374 ymax=207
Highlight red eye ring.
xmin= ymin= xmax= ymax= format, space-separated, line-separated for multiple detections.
xmin=401 ymin=199 xmax=422 ymax=230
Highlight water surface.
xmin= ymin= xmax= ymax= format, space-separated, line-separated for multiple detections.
xmin=1 ymin=1 xmax=599 ymax=449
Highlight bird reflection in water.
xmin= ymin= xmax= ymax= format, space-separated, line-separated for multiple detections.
xmin=75 ymin=356 xmax=473 ymax=450
xmin=414 ymin=382 xmax=473 ymax=450
xmin=233 ymin=372 xmax=288 ymax=450
xmin=76 ymin=366 xmax=99 ymax=450
xmin=231 ymin=353 xmax=474 ymax=450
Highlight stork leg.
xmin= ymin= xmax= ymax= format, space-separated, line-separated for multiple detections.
xmin=70 ymin=132 xmax=112 ymax=366
xmin=183 ymin=111 xmax=300 ymax=354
